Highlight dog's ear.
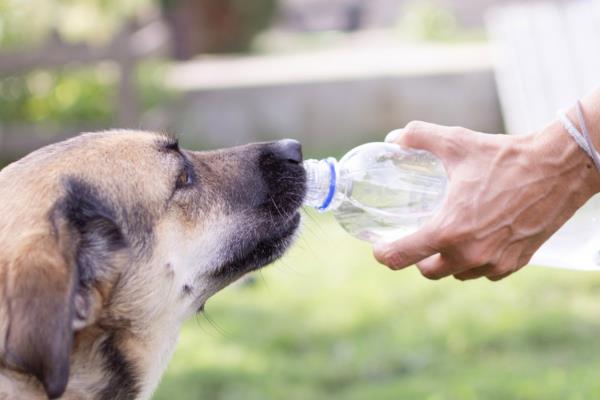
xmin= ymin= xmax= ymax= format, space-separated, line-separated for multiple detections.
xmin=4 ymin=223 xmax=77 ymax=399
xmin=61 ymin=179 xmax=128 ymax=330
xmin=4 ymin=179 xmax=127 ymax=399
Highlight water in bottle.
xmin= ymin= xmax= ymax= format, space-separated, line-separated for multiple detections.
xmin=303 ymin=142 xmax=447 ymax=243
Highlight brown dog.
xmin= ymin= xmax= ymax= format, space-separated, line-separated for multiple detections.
xmin=0 ymin=131 xmax=305 ymax=399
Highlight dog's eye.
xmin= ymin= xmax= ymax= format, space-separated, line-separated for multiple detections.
xmin=176 ymin=169 xmax=192 ymax=189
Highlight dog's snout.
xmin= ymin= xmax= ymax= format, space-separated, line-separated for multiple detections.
xmin=255 ymin=138 xmax=306 ymax=217
xmin=273 ymin=139 xmax=303 ymax=164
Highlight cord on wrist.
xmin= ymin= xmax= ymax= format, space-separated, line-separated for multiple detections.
xmin=557 ymin=101 xmax=600 ymax=173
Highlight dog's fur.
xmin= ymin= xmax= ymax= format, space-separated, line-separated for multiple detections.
xmin=0 ymin=130 xmax=305 ymax=399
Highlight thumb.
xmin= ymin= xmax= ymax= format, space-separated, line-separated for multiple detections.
xmin=373 ymin=223 xmax=440 ymax=271
xmin=385 ymin=121 xmax=456 ymax=159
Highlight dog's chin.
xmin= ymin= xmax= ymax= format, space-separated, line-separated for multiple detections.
xmin=213 ymin=212 xmax=301 ymax=279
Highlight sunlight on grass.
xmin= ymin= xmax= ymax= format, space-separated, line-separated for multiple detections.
xmin=154 ymin=211 xmax=600 ymax=400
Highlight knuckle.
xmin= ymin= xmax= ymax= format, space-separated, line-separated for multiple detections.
xmin=437 ymin=225 xmax=472 ymax=248
xmin=491 ymin=266 xmax=509 ymax=277
xmin=488 ymin=264 xmax=515 ymax=280
xmin=463 ymin=247 xmax=495 ymax=268
xmin=434 ymin=231 xmax=450 ymax=247
xmin=469 ymin=255 xmax=491 ymax=268
xmin=518 ymin=253 xmax=534 ymax=268
xmin=488 ymin=271 xmax=512 ymax=282
xmin=445 ymin=128 xmax=471 ymax=157
xmin=450 ymin=126 xmax=470 ymax=137
xmin=436 ymin=231 xmax=460 ymax=248
xmin=405 ymin=120 xmax=427 ymax=134
xmin=514 ymin=260 xmax=528 ymax=271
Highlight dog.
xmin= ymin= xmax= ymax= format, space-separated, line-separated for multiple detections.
xmin=0 ymin=130 xmax=306 ymax=399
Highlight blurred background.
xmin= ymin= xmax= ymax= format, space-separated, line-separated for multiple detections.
xmin=2 ymin=0 xmax=600 ymax=399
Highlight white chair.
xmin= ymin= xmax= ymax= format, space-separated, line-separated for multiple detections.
xmin=486 ymin=1 xmax=600 ymax=270
xmin=486 ymin=0 xmax=600 ymax=135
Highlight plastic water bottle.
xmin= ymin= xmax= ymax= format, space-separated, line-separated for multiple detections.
xmin=303 ymin=142 xmax=447 ymax=243
xmin=303 ymin=141 xmax=600 ymax=271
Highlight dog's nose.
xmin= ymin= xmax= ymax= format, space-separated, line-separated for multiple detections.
xmin=273 ymin=139 xmax=303 ymax=164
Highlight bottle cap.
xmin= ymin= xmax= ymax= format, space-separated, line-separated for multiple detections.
xmin=318 ymin=158 xmax=337 ymax=211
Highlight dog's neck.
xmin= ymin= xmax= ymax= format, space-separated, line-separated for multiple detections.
xmin=72 ymin=317 xmax=184 ymax=400
xmin=65 ymin=254 xmax=208 ymax=400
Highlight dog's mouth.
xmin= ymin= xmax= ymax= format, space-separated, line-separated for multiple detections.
xmin=212 ymin=211 xmax=302 ymax=279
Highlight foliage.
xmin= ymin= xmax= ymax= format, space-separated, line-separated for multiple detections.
xmin=398 ymin=1 xmax=459 ymax=42
xmin=0 ymin=0 xmax=269 ymax=126
xmin=0 ymin=0 xmax=175 ymax=128
xmin=0 ymin=61 xmax=170 ymax=126
xmin=397 ymin=1 xmax=485 ymax=43
xmin=154 ymin=212 xmax=600 ymax=400
xmin=0 ymin=67 xmax=114 ymax=125
xmin=0 ymin=0 xmax=153 ymax=48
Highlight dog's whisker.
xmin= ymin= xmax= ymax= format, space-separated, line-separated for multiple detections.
xmin=276 ymin=259 xmax=312 ymax=279
xmin=202 ymin=310 xmax=232 ymax=339
xmin=257 ymin=270 xmax=272 ymax=293
xmin=303 ymin=210 xmax=327 ymax=237
xmin=298 ymin=219 xmax=322 ymax=247
xmin=269 ymin=196 xmax=292 ymax=222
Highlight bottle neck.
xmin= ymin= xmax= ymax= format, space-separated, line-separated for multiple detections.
xmin=303 ymin=158 xmax=339 ymax=211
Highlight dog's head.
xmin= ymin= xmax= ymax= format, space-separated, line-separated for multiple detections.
xmin=0 ymin=131 xmax=305 ymax=398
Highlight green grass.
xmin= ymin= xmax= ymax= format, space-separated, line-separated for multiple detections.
xmin=153 ymin=213 xmax=600 ymax=400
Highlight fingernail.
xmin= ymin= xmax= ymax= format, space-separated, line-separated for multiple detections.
xmin=373 ymin=241 xmax=386 ymax=252
xmin=373 ymin=241 xmax=391 ymax=258
xmin=385 ymin=129 xmax=404 ymax=143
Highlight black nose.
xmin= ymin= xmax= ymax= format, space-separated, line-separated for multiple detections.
xmin=272 ymin=139 xmax=303 ymax=164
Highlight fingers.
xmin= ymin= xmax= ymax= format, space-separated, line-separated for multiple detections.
xmin=417 ymin=244 xmax=532 ymax=282
xmin=376 ymin=238 xmax=532 ymax=283
xmin=453 ymin=265 xmax=496 ymax=281
xmin=385 ymin=121 xmax=464 ymax=163
xmin=419 ymin=257 xmax=499 ymax=281
xmin=416 ymin=254 xmax=461 ymax=280
xmin=485 ymin=251 xmax=533 ymax=281
xmin=487 ymin=271 xmax=513 ymax=282
xmin=453 ymin=249 xmax=533 ymax=282
xmin=373 ymin=226 xmax=440 ymax=271
xmin=483 ymin=243 xmax=532 ymax=281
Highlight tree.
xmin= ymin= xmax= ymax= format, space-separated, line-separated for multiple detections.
xmin=161 ymin=0 xmax=278 ymax=59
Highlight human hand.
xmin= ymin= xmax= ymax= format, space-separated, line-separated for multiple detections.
xmin=373 ymin=120 xmax=600 ymax=281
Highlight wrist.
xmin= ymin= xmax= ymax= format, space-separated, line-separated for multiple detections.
xmin=526 ymin=120 xmax=600 ymax=199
